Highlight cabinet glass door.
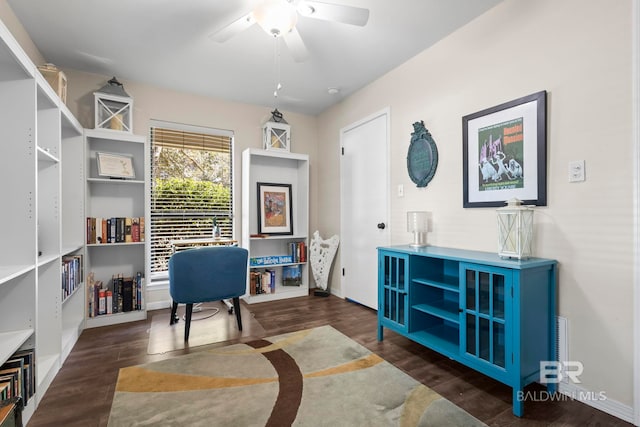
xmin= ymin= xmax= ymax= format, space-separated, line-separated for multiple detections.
xmin=462 ymin=264 xmax=509 ymax=370
xmin=379 ymin=252 xmax=407 ymax=330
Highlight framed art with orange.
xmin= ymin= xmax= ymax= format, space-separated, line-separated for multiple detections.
xmin=257 ymin=182 xmax=293 ymax=235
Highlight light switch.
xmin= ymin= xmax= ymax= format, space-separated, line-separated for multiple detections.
xmin=568 ymin=160 xmax=585 ymax=182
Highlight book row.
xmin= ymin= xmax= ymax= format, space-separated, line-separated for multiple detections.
xmin=86 ymin=217 xmax=145 ymax=244
xmin=249 ymin=265 xmax=302 ymax=295
xmin=0 ymin=348 xmax=35 ymax=408
xmin=87 ymin=272 xmax=144 ymax=317
xmin=289 ymin=241 xmax=307 ymax=263
xmin=62 ymin=254 xmax=83 ymax=301
xmin=249 ymin=241 xmax=308 ymax=267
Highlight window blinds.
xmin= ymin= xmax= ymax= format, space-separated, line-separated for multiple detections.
xmin=149 ymin=123 xmax=233 ymax=276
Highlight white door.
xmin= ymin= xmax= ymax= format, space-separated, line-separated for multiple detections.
xmin=340 ymin=109 xmax=390 ymax=309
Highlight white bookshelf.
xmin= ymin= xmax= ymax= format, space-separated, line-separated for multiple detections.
xmin=0 ymin=16 xmax=84 ymax=424
xmin=83 ymin=128 xmax=149 ymax=328
xmin=241 ymin=148 xmax=309 ymax=303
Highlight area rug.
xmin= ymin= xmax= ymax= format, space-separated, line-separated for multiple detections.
xmin=111 ymin=325 xmax=486 ymax=426
xmin=147 ymin=301 xmax=266 ymax=354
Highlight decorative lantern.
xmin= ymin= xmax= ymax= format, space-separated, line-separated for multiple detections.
xmin=262 ymin=109 xmax=290 ymax=152
xmin=497 ymin=198 xmax=534 ymax=259
xmin=94 ymin=77 xmax=133 ymax=133
xmin=407 ymin=211 xmax=429 ymax=247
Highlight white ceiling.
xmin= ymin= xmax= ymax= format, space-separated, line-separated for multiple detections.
xmin=8 ymin=0 xmax=502 ymax=115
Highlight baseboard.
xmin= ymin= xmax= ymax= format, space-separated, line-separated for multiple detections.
xmin=146 ymin=300 xmax=171 ymax=311
xmin=558 ymin=382 xmax=634 ymax=423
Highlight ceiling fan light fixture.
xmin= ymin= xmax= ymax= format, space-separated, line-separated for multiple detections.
xmin=253 ymin=0 xmax=298 ymax=37
xmin=298 ymin=4 xmax=315 ymax=17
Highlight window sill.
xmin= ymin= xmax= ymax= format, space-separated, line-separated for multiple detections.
xmin=148 ymin=278 xmax=169 ymax=289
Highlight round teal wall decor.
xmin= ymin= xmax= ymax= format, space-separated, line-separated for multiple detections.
xmin=407 ymin=121 xmax=438 ymax=187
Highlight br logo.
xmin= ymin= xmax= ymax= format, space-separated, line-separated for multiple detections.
xmin=540 ymin=361 xmax=584 ymax=384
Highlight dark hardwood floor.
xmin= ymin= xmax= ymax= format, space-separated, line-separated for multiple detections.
xmin=29 ymin=295 xmax=630 ymax=426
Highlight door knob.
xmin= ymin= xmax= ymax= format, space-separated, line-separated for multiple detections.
xmin=377 ymin=223 xmax=386 ymax=229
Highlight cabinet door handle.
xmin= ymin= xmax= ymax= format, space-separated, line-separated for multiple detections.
xmin=377 ymin=223 xmax=386 ymax=229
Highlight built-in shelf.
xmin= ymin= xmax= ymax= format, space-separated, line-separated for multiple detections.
xmin=241 ymin=148 xmax=310 ymax=304
xmin=0 ymin=16 xmax=85 ymax=424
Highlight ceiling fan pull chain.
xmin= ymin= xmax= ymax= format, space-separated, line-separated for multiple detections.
xmin=273 ymin=37 xmax=283 ymax=101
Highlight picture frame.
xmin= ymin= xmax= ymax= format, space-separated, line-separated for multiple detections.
xmin=257 ymin=182 xmax=293 ymax=235
xmin=96 ymin=151 xmax=135 ymax=179
xmin=462 ymin=90 xmax=547 ymax=208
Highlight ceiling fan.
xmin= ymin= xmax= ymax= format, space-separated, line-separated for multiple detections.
xmin=209 ymin=0 xmax=370 ymax=62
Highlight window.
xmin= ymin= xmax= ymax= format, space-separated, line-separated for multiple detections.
xmin=149 ymin=121 xmax=233 ymax=281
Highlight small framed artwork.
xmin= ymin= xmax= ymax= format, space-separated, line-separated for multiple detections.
xmin=257 ymin=182 xmax=293 ymax=235
xmin=462 ymin=90 xmax=547 ymax=208
xmin=96 ymin=151 xmax=135 ymax=179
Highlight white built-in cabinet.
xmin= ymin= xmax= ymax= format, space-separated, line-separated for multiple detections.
xmin=241 ymin=148 xmax=309 ymax=303
xmin=0 ymin=19 xmax=84 ymax=423
xmin=83 ymin=128 xmax=149 ymax=328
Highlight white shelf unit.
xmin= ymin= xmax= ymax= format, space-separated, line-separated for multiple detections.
xmin=84 ymin=128 xmax=149 ymax=328
xmin=241 ymin=148 xmax=309 ymax=303
xmin=0 ymin=17 xmax=84 ymax=423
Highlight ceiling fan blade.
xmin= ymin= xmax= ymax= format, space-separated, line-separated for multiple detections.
xmin=283 ymin=27 xmax=309 ymax=63
xmin=209 ymin=13 xmax=255 ymax=43
xmin=299 ymin=1 xmax=369 ymax=26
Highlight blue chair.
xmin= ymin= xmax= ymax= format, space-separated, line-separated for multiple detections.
xmin=168 ymin=246 xmax=248 ymax=341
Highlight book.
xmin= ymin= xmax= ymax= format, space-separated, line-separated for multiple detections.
xmin=282 ymin=265 xmax=302 ymax=286
xmin=101 ymin=218 xmax=108 ymax=243
xmin=12 ymin=348 xmax=35 ymax=401
xmin=0 ymin=367 xmax=21 ymax=401
xmin=125 ymin=217 xmax=132 ymax=243
xmin=139 ymin=217 xmax=145 ymax=242
xmin=131 ymin=217 xmax=140 ymax=242
xmin=106 ymin=290 xmax=113 ymax=314
xmin=3 ymin=359 xmax=24 ymax=403
xmin=122 ymin=277 xmax=134 ymax=312
xmin=0 ymin=382 xmax=9 ymax=400
xmin=0 ymin=398 xmax=18 ymax=427
xmin=110 ymin=217 xmax=116 ymax=243
xmin=98 ymin=289 xmax=106 ymax=315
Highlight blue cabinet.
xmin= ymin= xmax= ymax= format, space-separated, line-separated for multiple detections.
xmin=377 ymin=245 xmax=557 ymax=417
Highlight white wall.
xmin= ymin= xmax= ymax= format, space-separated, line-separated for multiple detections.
xmin=317 ymin=0 xmax=634 ymax=412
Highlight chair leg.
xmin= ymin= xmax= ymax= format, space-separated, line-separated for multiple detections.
xmin=233 ymin=297 xmax=242 ymax=331
xmin=184 ymin=303 xmax=193 ymax=341
xmin=169 ymin=301 xmax=179 ymax=325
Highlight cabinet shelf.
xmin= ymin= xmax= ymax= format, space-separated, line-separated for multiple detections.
xmin=85 ymin=310 xmax=146 ymax=329
xmin=62 ymin=245 xmax=84 ymax=256
xmin=87 ymin=177 xmax=144 ymax=185
xmin=37 ymin=253 xmax=60 ymax=267
xmin=0 ymin=329 xmax=34 ymax=365
xmin=412 ymin=277 xmax=459 ymax=293
xmin=250 ymin=234 xmax=307 ymax=241
xmin=0 ymin=265 xmax=35 ymax=286
xmin=87 ymin=242 xmax=145 ymax=248
xmin=412 ymin=325 xmax=459 ymax=355
xmin=37 ymin=146 xmax=60 ymax=163
xmin=413 ymin=299 xmax=459 ymax=324
xmin=249 ymin=261 xmax=306 ymax=269
xmin=62 ymin=284 xmax=83 ymax=305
